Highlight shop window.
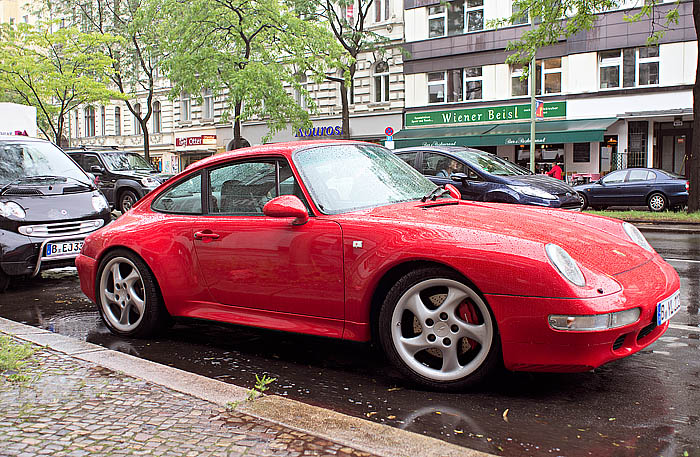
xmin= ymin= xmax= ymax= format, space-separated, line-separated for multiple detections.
xmin=374 ymin=61 xmax=390 ymax=103
xmin=133 ymin=103 xmax=142 ymax=135
xmin=573 ymin=143 xmax=590 ymax=163
xmin=600 ymin=46 xmax=658 ymax=89
xmin=84 ymin=107 xmax=95 ymax=137
xmin=428 ymin=0 xmax=483 ymax=38
xmin=152 ymin=101 xmax=161 ymax=133
xmin=180 ymin=92 xmax=191 ymax=122
xmin=202 ymin=89 xmax=214 ymax=119
xmin=114 ymin=107 xmax=121 ymax=136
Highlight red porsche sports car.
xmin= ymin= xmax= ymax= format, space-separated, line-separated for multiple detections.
xmin=76 ymin=141 xmax=681 ymax=390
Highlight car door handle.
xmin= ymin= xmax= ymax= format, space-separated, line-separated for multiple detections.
xmin=194 ymin=231 xmax=220 ymax=241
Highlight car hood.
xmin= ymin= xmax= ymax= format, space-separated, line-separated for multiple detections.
xmin=113 ymin=169 xmax=173 ymax=182
xmin=506 ymin=174 xmax=577 ymax=196
xmin=360 ymin=200 xmax=652 ymax=275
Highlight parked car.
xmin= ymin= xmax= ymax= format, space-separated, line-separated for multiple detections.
xmin=76 ymin=140 xmax=680 ymax=390
xmin=0 ymin=137 xmax=111 ymax=291
xmin=574 ymin=168 xmax=689 ymax=212
xmin=394 ymin=146 xmax=582 ymax=210
xmin=66 ymin=146 xmax=173 ymax=212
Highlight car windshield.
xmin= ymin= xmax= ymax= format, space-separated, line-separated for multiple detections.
xmin=294 ymin=144 xmax=438 ymax=214
xmin=102 ymin=152 xmax=154 ymax=171
xmin=451 ymin=149 xmax=532 ymax=176
xmin=0 ymin=140 xmax=91 ymax=186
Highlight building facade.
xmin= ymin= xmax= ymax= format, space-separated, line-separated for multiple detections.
xmin=396 ymin=0 xmax=696 ymax=180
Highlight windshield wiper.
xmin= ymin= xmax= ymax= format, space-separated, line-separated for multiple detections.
xmin=0 ymin=175 xmax=93 ymax=194
xmin=421 ymin=187 xmax=450 ymax=202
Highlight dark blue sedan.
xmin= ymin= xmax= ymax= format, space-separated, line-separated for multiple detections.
xmin=573 ymin=168 xmax=689 ymax=212
xmin=394 ymin=146 xmax=581 ymax=209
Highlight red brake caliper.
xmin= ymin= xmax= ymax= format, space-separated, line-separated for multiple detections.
xmin=457 ymin=299 xmax=480 ymax=351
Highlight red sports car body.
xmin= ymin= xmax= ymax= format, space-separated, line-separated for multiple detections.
xmin=76 ymin=141 xmax=680 ymax=389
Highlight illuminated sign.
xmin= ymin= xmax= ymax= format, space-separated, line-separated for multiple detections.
xmin=176 ymin=134 xmax=216 ymax=147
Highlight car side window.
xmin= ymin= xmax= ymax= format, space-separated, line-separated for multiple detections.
xmin=465 ymin=167 xmax=481 ymax=181
xmin=82 ymin=154 xmax=102 ymax=172
xmin=628 ymin=170 xmax=654 ymax=182
xmin=69 ymin=154 xmax=83 ymax=167
xmin=422 ymin=153 xmax=464 ymax=177
xmin=208 ymin=160 xmax=307 ymax=215
xmin=152 ymin=173 xmax=202 ymax=214
xmin=602 ymin=170 xmax=627 ymax=184
xmin=396 ymin=152 xmax=418 ymax=170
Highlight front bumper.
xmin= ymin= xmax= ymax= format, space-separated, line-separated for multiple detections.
xmin=486 ymin=256 xmax=680 ymax=372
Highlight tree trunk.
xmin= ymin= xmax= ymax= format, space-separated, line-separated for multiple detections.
xmin=339 ymin=80 xmax=350 ymax=140
xmin=233 ymin=100 xmax=243 ymax=149
xmin=690 ymin=0 xmax=700 ymax=212
xmin=142 ymin=124 xmax=150 ymax=162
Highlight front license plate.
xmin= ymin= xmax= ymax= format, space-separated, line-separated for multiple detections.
xmin=45 ymin=240 xmax=84 ymax=257
xmin=656 ymin=290 xmax=681 ymax=326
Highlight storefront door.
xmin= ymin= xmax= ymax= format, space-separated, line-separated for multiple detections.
xmin=660 ymin=130 xmax=690 ymax=176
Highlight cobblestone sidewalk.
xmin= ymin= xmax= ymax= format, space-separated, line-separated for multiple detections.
xmin=0 ymin=338 xmax=377 ymax=457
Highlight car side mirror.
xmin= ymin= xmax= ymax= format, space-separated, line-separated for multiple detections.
xmin=263 ymin=195 xmax=309 ymax=225
xmin=90 ymin=165 xmax=105 ymax=174
xmin=444 ymin=183 xmax=461 ymax=199
xmin=451 ymin=172 xmax=468 ymax=183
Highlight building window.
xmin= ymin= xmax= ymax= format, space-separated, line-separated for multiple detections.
xmin=628 ymin=121 xmax=648 ymax=167
xmin=180 ymin=92 xmax=191 ymax=122
xmin=133 ymin=103 xmax=142 ymax=135
xmin=114 ymin=107 xmax=121 ymax=136
xmin=464 ymin=66 xmax=482 ymax=100
xmin=84 ymin=107 xmax=95 ymax=137
xmin=375 ymin=0 xmax=390 ymax=22
xmin=295 ymin=74 xmax=308 ymax=109
xmin=599 ymin=46 xmax=658 ymax=89
xmin=573 ymin=143 xmax=590 ymax=162
xmin=428 ymin=0 xmax=483 ymax=38
xmin=153 ymin=101 xmax=161 ymax=133
xmin=511 ymin=1 xmax=528 ymax=25
xmin=100 ymin=106 xmax=106 ymax=136
xmin=374 ymin=61 xmax=390 ymax=102
xmin=202 ymin=89 xmax=214 ymax=119
xmin=511 ymin=59 xmax=561 ymax=97
xmin=511 ymin=67 xmax=528 ymax=96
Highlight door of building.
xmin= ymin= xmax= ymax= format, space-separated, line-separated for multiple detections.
xmin=659 ymin=130 xmax=690 ymax=176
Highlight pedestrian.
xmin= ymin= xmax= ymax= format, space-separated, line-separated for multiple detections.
xmin=547 ymin=161 xmax=563 ymax=180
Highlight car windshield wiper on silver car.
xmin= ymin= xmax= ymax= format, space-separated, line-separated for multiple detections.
xmin=0 ymin=175 xmax=93 ymax=195
xmin=421 ymin=187 xmax=450 ymax=202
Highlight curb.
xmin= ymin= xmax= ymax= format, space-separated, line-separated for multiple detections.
xmin=0 ymin=317 xmax=493 ymax=457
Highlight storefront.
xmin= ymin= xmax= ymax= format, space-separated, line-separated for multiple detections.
xmin=169 ymin=132 xmax=218 ymax=173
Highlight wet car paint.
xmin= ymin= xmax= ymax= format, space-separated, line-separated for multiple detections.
xmin=0 ymin=230 xmax=698 ymax=456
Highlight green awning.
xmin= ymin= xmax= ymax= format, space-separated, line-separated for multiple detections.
xmin=390 ymin=118 xmax=619 ymax=148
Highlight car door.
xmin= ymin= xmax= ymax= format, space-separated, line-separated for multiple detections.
xmin=191 ymin=157 xmax=345 ymax=320
xmin=623 ymin=169 xmax=654 ymax=205
xmin=83 ymin=154 xmax=115 ymax=203
xmin=594 ymin=170 xmax=628 ymax=205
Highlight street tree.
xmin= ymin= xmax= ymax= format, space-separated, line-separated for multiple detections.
xmin=0 ymin=22 xmax=122 ymax=145
xmin=45 ymin=0 xmax=166 ymax=161
xmin=292 ymin=0 xmax=392 ymax=139
xmin=503 ymin=0 xmax=699 ymax=212
xmin=152 ymin=0 xmax=342 ymax=149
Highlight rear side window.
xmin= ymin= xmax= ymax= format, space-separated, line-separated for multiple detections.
xmin=627 ymin=170 xmax=654 ymax=182
xmin=152 ymin=173 xmax=202 ymax=214
xmin=396 ymin=152 xmax=418 ymax=169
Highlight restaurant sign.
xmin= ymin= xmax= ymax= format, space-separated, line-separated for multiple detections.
xmin=176 ymin=134 xmax=216 ymax=147
xmin=406 ymin=102 xmax=566 ymax=127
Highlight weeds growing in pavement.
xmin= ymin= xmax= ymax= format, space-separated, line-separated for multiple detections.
xmin=0 ymin=335 xmax=35 ymax=383
xmin=226 ymin=374 xmax=277 ymax=412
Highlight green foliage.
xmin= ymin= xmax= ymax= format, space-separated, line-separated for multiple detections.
xmin=0 ymin=21 xmax=124 ymax=143
xmin=225 ymin=373 xmax=277 ymax=411
xmin=584 ymin=209 xmax=700 ymax=222
xmin=0 ymin=335 xmax=35 ymax=384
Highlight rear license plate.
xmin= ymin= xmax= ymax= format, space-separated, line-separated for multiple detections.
xmin=45 ymin=240 xmax=84 ymax=257
xmin=656 ymin=290 xmax=681 ymax=326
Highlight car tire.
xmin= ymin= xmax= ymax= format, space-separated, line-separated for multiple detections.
xmin=578 ymin=192 xmax=588 ymax=210
xmin=378 ymin=267 xmax=501 ymax=390
xmin=95 ymin=249 xmax=168 ymax=338
xmin=648 ymin=192 xmax=667 ymax=212
xmin=118 ymin=189 xmax=139 ymax=213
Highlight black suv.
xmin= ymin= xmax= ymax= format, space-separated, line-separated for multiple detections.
xmin=66 ymin=146 xmax=173 ymax=212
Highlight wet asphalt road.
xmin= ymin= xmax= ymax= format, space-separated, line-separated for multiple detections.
xmin=0 ymin=230 xmax=698 ymax=457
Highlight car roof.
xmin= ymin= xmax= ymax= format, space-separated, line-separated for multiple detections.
xmin=0 ymin=136 xmax=55 ymax=145
xmin=186 ymin=139 xmax=375 ymax=172
xmin=65 ymin=147 xmax=125 ymax=154
xmin=393 ymin=145 xmax=487 ymax=155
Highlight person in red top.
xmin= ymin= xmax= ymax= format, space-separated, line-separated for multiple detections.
xmin=547 ymin=161 xmax=563 ymax=180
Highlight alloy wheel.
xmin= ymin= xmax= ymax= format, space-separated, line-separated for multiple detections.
xmin=99 ymin=257 xmax=146 ymax=332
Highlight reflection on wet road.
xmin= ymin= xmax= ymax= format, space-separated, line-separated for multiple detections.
xmin=0 ymin=232 xmax=698 ymax=457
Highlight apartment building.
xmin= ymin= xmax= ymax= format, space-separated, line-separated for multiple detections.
xmin=397 ymin=0 xmax=696 ymax=179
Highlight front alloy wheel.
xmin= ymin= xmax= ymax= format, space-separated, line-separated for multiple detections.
xmin=379 ymin=268 xmax=500 ymax=390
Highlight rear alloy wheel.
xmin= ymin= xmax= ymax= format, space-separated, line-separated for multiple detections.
xmin=577 ymin=192 xmax=588 ymax=210
xmin=379 ymin=268 xmax=501 ymax=390
xmin=119 ymin=189 xmax=138 ymax=213
xmin=647 ymin=192 xmax=667 ymax=212
xmin=96 ymin=250 xmax=166 ymax=337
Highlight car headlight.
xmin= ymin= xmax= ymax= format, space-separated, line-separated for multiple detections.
xmin=622 ymin=222 xmax=653 ymax=252
xmin=507 ymin=185 xmax=556 ymax=200
xmin=549 ymin=308 xmax=641 ymax=331
xmin=92 ymin=193 xmax=109 ymax=212
xmin=545 ymin=243 xmax=585 ymax=287
xmin=0 ymin=201 xmax=26 ymax=219
xmin=141 ymin=176 xmax=160 ymax=188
